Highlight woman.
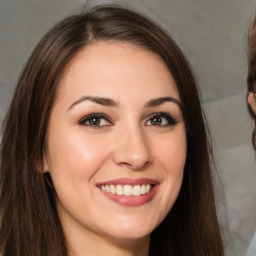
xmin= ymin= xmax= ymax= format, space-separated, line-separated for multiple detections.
xmin=246 ymin=15 xmax=256 ymax=256
xmin=0 ymin=5 xmax=224 ymax=256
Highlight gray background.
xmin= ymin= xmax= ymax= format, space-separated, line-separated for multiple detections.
xmin=0 ymin=0 xmax=256 ymax=255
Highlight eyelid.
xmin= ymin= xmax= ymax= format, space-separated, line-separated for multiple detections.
xmin=79 ymin=113 xmax=113 ymax=127
xmin=145 ymin=112 xmax=179 ymax=126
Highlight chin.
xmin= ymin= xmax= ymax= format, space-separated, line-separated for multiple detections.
xmin=106 ymin=219 xmax=157 ymax=240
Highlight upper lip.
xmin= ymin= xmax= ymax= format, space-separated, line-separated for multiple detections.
xmin=96 ymin=178 xmax=159 ymax=186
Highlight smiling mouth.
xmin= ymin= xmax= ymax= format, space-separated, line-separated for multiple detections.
xmin=100 ymin=184 xmax=153 ymax=196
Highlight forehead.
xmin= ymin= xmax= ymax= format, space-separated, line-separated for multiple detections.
xmin=56 ymin=41 xmax=180 ymax=103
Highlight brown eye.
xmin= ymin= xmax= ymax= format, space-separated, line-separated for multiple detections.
xmin=79 ymin=114 xmax=113 ymax=127
xmin=87 ymin=117 xmax=102 ymax=126
xmin=151 ymin=116 xmax=163 ymax=125
xmin=146 ymin=112 xmax=178 ymax=127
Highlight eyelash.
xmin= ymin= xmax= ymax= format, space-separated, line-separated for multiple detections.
xmin=79 ymin=113 xmax=113 ymax=128
xmin=79 ymin=112 xmax=178 ymax=128
xmin=146 ymin=112 xmax=178 ymax=127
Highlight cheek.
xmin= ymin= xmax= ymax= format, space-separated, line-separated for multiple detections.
xmin=45 ymin=133 xmax=108 ymax=209
xmin=155 ymin=129 xmax=186 ymax=214
xmin=160 ymin=140 xmax=186 ymax=192
xmin=46 ymin=131 xmax=109 ymax=179
xmin=157 ymin=130 xmax=187 ymax=173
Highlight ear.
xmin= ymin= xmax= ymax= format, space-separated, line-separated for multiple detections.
xmin=43 ymin=154 xmax=49 ymax=173
xmin=248 ymin=92 xmax=256 ymax=114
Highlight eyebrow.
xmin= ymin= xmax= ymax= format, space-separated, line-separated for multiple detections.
xmin=68 ymin=96 xmax=119 ymax=110
xmin=145 ymin=97 xmax=182 ymax=109
xmin=68 ymin=96 xmax=181 ymax=111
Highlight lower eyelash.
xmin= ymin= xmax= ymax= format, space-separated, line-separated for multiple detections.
xmin=163 ymin=115 xmax=178 ymax=125
xmin=79 ymin=113 xmax=111 ymax=126
xmin=153 ymin=112 xmax=178 ymax=125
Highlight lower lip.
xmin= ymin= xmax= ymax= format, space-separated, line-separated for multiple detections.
xmin=99 ymin=185 xmax=158 ymax=207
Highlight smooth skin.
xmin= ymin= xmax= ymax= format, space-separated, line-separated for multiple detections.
xmin=44 ymin=42 xmax=187 ymax=256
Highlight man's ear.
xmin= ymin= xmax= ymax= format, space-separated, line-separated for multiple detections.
xmin=248 ymin=92 xmax=256 ymax=114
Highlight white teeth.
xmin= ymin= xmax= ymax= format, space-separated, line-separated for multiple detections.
xmin=141 ymin=184 xmax=146 ymax=195
xmin=100 ymin=184 xmax=153 ymax=196
xmin=116 ymin=185 xmax=123 ymax=195
xmin=145 ymin=184 xmax=151 ymax=193
xmin=110 ymin=185 xmax=115 ymax=194
xmin=133 ymin=185 xmax=141 ymax=196
xmin=123 ymin=185 xmax=133 ymax=196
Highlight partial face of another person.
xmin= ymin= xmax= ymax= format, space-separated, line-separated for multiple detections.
xmin=44 ymin=42 xmax=187 ymax=243
xmin=248 ymin=91 xmax=256 ymax=115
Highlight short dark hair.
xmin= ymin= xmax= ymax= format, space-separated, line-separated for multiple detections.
xmin=0 ymin=5 xmax=224 ymax=255
xmin=247 ymin=16 xmax=256 ymax=92
xmin=247 ymin=16 xmax=256 ymax=149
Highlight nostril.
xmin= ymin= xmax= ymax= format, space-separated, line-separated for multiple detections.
xmin=112 ymin=132 xmax=152 ymax=170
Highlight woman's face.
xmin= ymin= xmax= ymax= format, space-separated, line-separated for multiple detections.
xmin=44 ymin=42 xmax=186 ymax=244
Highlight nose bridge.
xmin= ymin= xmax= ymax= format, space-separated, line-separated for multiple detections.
xmin=113 ymin=122 xmax=151 ymax=170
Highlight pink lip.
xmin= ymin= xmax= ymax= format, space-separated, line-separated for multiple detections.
xmin=96 ymin=178 xmax=159 ymax=207
xmin=97 ymin=178 xmax=159 ymax=186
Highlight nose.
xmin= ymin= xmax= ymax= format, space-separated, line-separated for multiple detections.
xmin=112 ymin=126 xmax=152 ymax=170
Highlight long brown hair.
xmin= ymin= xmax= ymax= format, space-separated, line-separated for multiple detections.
xmin=0 ymin=5 xmax=224 ymax=256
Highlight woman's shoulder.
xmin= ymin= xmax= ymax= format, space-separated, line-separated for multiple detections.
xmin=247 ymin=232 xmax=256 ymax=256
